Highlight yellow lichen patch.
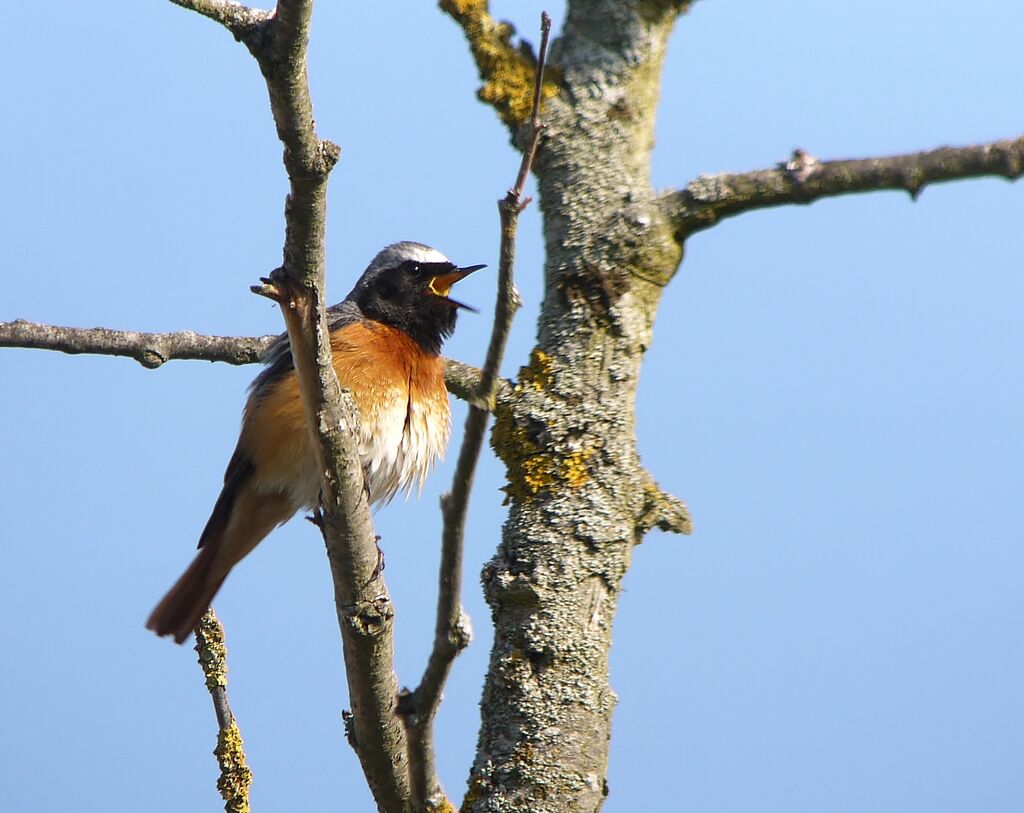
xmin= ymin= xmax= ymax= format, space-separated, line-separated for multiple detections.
xmin=491 ymin=404 xmax=592 ymax=502
xmin=519 ymin=347 xmax=553 ymax=392
xmin=521 ymin=454 xmax=557 ymax=493
xmin=562 ymin=449 xmax=592 ymax=489
xmin=194 ymin=608 xmax=229 ymax=690
xmin=215 ymin=721 xmax=253 ymax=813
xmin=440 ymin=0 xmax=560 ymax=126
xmin=491 ymin=406 xmax=539 ymax=502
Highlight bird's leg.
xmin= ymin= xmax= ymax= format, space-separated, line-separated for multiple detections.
xmin=367 ymin=535 xmax=385 ymax=584
xmin=361 ymin=470 xmax=372 ymax=504
xmin=306 ymin=505 xmax=325 ymax=530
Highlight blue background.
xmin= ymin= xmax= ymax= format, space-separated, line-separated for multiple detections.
xmin=2 ymin=2 xmax=1021 ymax=811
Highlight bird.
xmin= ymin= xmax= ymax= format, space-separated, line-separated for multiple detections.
xmin=147 ymin=242 xmax=484 ymax=643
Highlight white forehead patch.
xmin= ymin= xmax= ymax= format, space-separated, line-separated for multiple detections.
xmin=365 ymin=242 xmax=453 ymax=277
xmin=398 ymin=243 xmax=451 ymax=265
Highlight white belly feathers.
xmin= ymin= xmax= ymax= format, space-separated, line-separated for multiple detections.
xmin=358 ymin=378 xmax=451 ymax=507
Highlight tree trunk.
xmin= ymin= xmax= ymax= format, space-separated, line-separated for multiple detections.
xmin=467 ymin=4 xmax=688 ymax=811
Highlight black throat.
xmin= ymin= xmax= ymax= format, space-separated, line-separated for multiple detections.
xmin=350 ymin=293 xmax=457 ymax=357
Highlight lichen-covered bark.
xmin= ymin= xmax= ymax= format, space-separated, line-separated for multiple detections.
xmin=439 ymin=0 xmax=560 ymax=127
xmin=465 ymin=3 xmax=689 ymax=812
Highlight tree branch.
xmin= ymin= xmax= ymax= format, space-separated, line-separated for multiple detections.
xmin=0 ymin=319 xmax=273 ymax=368
xmin=0 ymin=320 xmax=510 ymax=409
xmin=443 ymin=357 xmax=512 ymax=407
xmin=439 ymin=0 xmax=558 ymax=129
xmin=400 ymin=14 xmax=551 ymax=810
xmin=637 ymin=470 xmax=692 ymax=537
xmin=194 ymin=608 xmax=253 ymax=813
xmin=661 ymin=136 xmax=1024 ymax=239
xmin=169 ymin=0 xmax=272 ymax=38
xmin=172 ymin=0 xmax=409 ymax=810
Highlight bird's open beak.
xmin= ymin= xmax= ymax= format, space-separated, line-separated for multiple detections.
xmin=428 ymin=263 xmax=486 ymax=312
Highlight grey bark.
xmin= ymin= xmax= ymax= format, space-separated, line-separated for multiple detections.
xmin=466 ymin=3 xmax=690 ymax=811
xmin=662 ymin=139 xmax=1024 ymax=238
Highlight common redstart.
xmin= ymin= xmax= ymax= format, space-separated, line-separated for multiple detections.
xmin=147 ymin=242 xmax=484 ymax=643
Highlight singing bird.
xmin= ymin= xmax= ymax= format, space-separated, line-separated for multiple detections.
xmin=147 ymin=242 xmax=484 ymax=643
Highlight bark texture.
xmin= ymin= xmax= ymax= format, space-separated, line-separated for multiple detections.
xmin=463 ymin=3 xmax=692 ymax=811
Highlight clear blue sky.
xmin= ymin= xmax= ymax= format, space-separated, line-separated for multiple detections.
xmin=2 ymin=2 xmax=1021 ymax=811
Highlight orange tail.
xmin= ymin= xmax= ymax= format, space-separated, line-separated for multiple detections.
xmin=148 ymin=478 xmax=297 ymax=643
xmin=146 ymin=543 xmax=228 ymax=644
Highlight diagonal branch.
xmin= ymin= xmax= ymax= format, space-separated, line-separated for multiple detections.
xmin=660 ymin=136 xmax=1024 ymax=239
xmin=171 ymin=1 xmax=410 ymax=810
xmin=169 ymin=0 xmax=272 ymax=38
xmin=399 ymin=13 xmax=551 ymax=811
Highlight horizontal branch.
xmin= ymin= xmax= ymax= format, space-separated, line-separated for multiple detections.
xmin=0 ymin=319 xmax=272 ymax=368
xmin=443 ymin=357 xmax=512 ymax=407
xmin=661 ymin=135 xmax=1024 ymax=238
xmin=0 ymin=320 xmax=511 ymax=403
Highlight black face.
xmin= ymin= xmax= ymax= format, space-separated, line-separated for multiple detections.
xmin=350 ymin=258 xmax=479 ymax=356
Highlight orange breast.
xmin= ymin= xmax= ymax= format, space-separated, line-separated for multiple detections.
xmin=239 ymin=320 xmax=451 ymax=508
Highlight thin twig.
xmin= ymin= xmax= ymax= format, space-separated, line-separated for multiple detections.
xmin=662 ymin=137 xmax=1024 ymax=239
xmin=194 ymin=608 xmax=253 ymax=813
xmin=511 ymin=15 xmax=551 ymax=203
xmin=401 ymin=12 xmax=553 ymax=811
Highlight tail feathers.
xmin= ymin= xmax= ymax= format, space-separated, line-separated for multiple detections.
xmin=146 ymin=543 xmax=227 ymax=644
xmin=149 ymin=486 xmax=297 ymax=644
